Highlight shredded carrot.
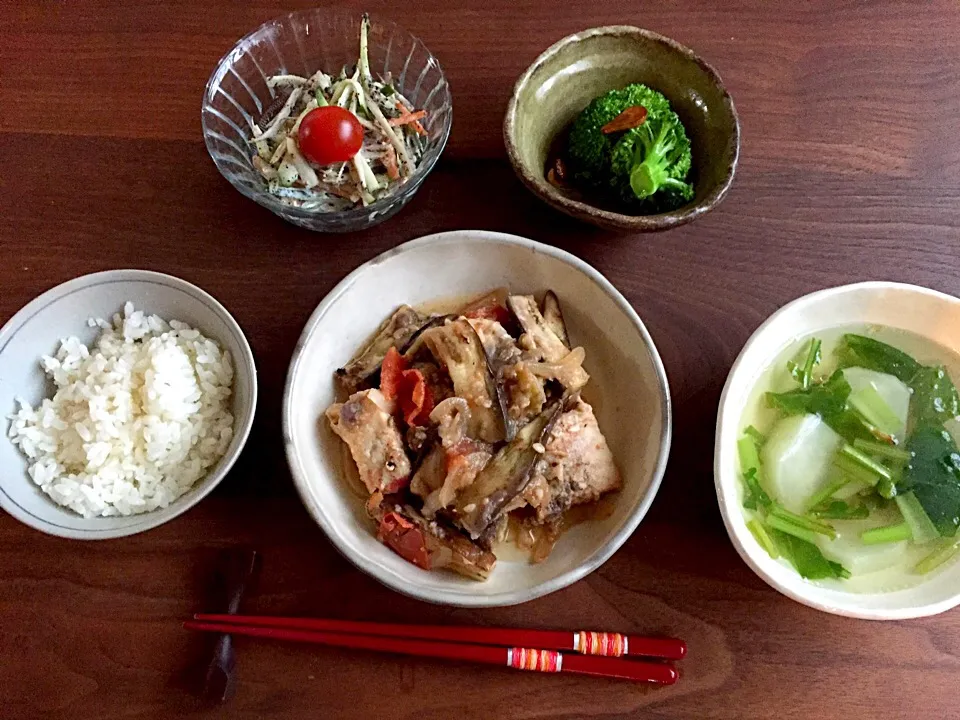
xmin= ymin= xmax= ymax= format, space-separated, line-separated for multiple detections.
xmin=379 ymin=346 xmax=407 ymax=401
xmin=383 ymin=145 xmax=400 ymax=180
xmin=389 ymin=109 xmax=427 ymax=126
xmin=395 ymin=101 xmax=428 ymax=135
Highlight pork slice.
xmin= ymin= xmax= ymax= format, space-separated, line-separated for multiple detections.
xmin=523 ymin=400 xmax=621 ymax=522
xmin=325 ymin=389 xmax=411 ymax=495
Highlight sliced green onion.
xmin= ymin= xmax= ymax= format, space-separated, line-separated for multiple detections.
xmin=847 ymin=385 xmax=901 ymax=436
xmin=860 ymin=522 xmax=912 ymax=545
xmin=915 ymin=540 xmax=960 ymax=574
xmin=839 ymin=444 xmax=893 ymax=482
xmin=743 ymin=425 xmax=766 ymax=445
xmin=852 ymin=438 xmax=912 ymax=462
xmin=805 ymin=476 xmax=852 ymax=512
xmin=747 ymin=518 xmax=779 ymax=559
xmin=895 ymin=492 xmax=940 ymax=544
xmin=766 ymin=514 xmax=821 ymax=544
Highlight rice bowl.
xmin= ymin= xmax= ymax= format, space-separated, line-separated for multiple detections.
xmin=9 ymin=302 xmax=235 ymax=518
xmin=0 ymin=270 xmax=257 ymax=539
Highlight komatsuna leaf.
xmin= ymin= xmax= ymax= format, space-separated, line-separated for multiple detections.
xmin=902 ymin=426 xmax=960 ymax=537
xmin=911 ymin=365 xmax=960 ymax=427
xmin=766 ymin=370 xmax=868 ymax=442
xmin=838 ymin=334 xmax=921 ymax=383
xmin=770 ymin=529 xmax=850 ymax=580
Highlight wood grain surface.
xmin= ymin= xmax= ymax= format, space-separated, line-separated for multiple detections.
xmin=2 ymin=1 xmax=960 ymax=718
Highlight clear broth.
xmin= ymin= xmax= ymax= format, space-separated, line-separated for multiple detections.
xmin=739 ymin=324 xmax=960 ymax=593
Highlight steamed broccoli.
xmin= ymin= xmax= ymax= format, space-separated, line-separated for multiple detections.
xmin=609 ymin=109 xmax=694 ymax=210
xmin=565 ymin=83 xmax=693 ymax=212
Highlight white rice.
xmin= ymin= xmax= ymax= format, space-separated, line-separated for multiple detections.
xmin=8 ymin=302 xmax=235 ymax=517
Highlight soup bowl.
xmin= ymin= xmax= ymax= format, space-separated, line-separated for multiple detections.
xmin=716 ymin=281 xmax=960 ymax=619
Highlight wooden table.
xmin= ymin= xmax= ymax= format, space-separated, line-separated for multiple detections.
xmin=3 ymin=1 xmax=960 ymax=717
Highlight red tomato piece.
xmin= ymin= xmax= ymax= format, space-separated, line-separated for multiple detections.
xmin=465 ymin=303 xmax=512 ymax=326
xmin=377 ymin=512 xmax=431 ymax=570
xmin=379 ymin=346 xmax=407 ymax=402
xmin=297 ymin=106 xmax=364 ymax=165
xmin=400 ymin=368 xmax=434 ymax=426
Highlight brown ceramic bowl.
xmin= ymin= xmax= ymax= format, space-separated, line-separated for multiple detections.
xmin=504 ymin=26 xmax=740 ymax=232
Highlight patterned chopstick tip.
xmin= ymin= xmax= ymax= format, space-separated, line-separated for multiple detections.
xmin=573 ymin=631 xmax=628 ymax=657
xmin=507 ymin=647 xmax=563 ymax=672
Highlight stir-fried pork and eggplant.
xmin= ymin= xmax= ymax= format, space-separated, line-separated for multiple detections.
xmin=325 ymin=290 xmax=621 ymax=580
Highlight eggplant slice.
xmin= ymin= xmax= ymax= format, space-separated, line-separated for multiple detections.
xmin=508 ymin=294 xmax=589 ymax=391
xmin=420 ymin=319 xmax=506 ymax=444
xmin=335 ymin=305 xmax=429 ymax=394
xmin=541 ymin=291 xmax=570 ymax=349
xmin=452 ymin=397 xmax=570 ymax=539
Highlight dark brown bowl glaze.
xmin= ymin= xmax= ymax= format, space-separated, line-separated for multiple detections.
xmin=504 ymin=26 xmax=740 ymax=232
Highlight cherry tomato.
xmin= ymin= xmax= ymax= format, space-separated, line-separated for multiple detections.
xmin=296 ymin=106 xmax=363 ymax=165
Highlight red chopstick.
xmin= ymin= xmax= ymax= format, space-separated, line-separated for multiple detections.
xmin=184 ymin=620 xmax=678 ymax=684
xmin=192 ymin=613 xmax=686 ymax=660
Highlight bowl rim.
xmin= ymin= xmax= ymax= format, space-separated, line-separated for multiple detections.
xmin=0 ymin=269 xmax=258 ymax=540
xmin=283 ymin=229 xmax=673 ymax=606
xmin=201 ymin=8 xmax=453 ymax=225
xmin=503 ymin=24 xmax=740 ymax=232
xmin=714 ymin=280 xmax=960 ymax=619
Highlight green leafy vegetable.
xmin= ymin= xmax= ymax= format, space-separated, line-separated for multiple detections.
xmin=741 ymin=468 xmax=771 ymax=510
xmin=799 ymin=338 xmax=822 ymax=390
xmin=853 ymin=438 xmax=912 ymax=463
xmin=747 ymin=517 xmax=779 ymax=558
xmin=766 ymin=370 xmax=871 ymax=442
xmin=766 ymin=514 xmax=820 ymax=543
xmin=839 ymin=443 xmax=894 ymax=482
xmin=738 ymin=434 xmax=771 ymax=510
xmin=770 ymin=529 xmax=851 ymax=579
xmin=769 ymin=504 xmax=837 ymax=539
xmin=895 ymin=491 xmax=940 ymax=544
xmin=805 ymin=476 xmax=852 ymax=511
xmin=915 ymin=539 xmax=960 ymax=574
xmin=860 ymin=522 xmax=913 ymax=545
xmin=910 ymin=365 xmax=960 ymax=427
xmin=810 ymin=499 xmax=870 ymax=520
xmin=901 ymin=426 xmax=960 ymax=537
xmin=838 ymin=334 xmax=921 ymax=382
xmin=744 ymin=425 xmax=766 ymax=444
xmin=847 ymin=384 xmax=902 ymax=437
xmin=833 ymin=453 xmax=882 ymax=486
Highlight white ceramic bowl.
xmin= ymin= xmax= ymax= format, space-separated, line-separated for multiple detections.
xmin=284 ymin=230 xmax=671 ymax=607
xmin=0 ymin=270 xmax=258 ymax=539
xmin=716 ymin=281 xmax=960 ymax=619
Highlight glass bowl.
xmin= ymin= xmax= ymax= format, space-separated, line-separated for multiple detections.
xmin=201 ymin=10 xmax=452 ymax=232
